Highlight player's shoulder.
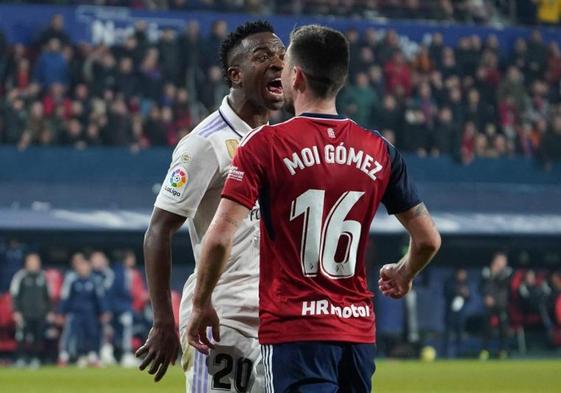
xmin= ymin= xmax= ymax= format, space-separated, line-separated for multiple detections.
xmin=172 ymin=111 xmax=230 ymax=154
xmin=239 ymin=117 xmax=300 ymax=148
xmin=350 ymin=120 xmax=398 ymax=155
xmin=349 ymin=120 xmax=387 ymax=142
xmin=239 ymin=123 xmax=274 ymax=147
xmin=191 ymin=110 xmax=228 ymax=139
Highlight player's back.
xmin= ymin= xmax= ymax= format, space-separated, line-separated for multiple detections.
xmin=227 ymin=113 xmax=419 ymax=344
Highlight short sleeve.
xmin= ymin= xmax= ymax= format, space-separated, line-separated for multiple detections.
xmin=221 ymin=134 xmax=264 ymax=210
xmin=154 ymin=135 xmax=220 ymax=218
xmin=381 ymin=142 xmax=422 ymax=215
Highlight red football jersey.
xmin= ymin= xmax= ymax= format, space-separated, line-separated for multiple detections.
xmin=222 ymin=113 xmax=420 ymax=345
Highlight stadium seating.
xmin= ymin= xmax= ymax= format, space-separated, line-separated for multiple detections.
xmin=0 ymin=293 xmax=17 ymax=353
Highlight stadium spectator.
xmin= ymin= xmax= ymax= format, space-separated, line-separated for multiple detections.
xmin=9 ymin=253 xmax=52 ymax=368
xmin=517 ymin=269 xmax=554 ymax=332
xmin=340 ymin=72 xmax=379 ymax=129
xmin=107 ymin=250 xmax=138 ymax=367
xmin=204 ymin=20 xmax=228 ymax=67
xmin=143 ymin=105 xmax=168 ymax=146
xmin=34 ymin=38 xmax=69 ymax=88
xmin=58 ymin=253 xmax=109 ymax=367
xmin=479 ymin=252 xmax=512 ymax=360
xmin=199 ymin=65 xmax=229 ymax=111
xmin=1 ymin=12 xmax=561 ymax=169
xmin=377 ymin=94 xmax=402 ymax=142
xmin=89 ymin=250 xmax=115 ymax=364
xmin=540 ymin=113 xmax=561 ymax=168
xmin=432 ymin=106 xmax=459 ymax=157
xmin=0 ymin=1 xmax=530 ymax=23
xmin=158 ymin=28 xmax=181 ymax=84
xmin=443 ymin=268 xmax=471 ymax=358
xmin=38 ymin=14 xmax=70 ymax=48
xmin=384 ymin=51 xmax=412 ymax=98
xmin=177 ymin=20 xmax=205 ymax=99
xmin=527 ymin=30 xmax=549 ymax=82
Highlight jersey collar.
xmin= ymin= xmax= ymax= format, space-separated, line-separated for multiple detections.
xmin=298 ymin=112 xmax=347 ymax=120
xmin=218 ymin=96 xmax=254 ymax=138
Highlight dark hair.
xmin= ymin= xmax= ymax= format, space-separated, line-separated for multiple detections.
xmin=289 ymin=25 xmax=349 ymax=98
xmin=219 ymin=20 xmax=275 ymax=87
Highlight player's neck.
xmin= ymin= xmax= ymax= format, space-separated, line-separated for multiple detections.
xmin=294 ymin=95 xmax=338 ymax=117
xmin=227 ymin=92 xmax=269 ymax=129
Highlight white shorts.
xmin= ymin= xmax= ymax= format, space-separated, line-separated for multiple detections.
xmin=181 ymin=325 xmax=263 ymax=393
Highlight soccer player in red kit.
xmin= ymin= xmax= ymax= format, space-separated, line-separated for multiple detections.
xmin=187 ymin=25 xmax=441 ymax=392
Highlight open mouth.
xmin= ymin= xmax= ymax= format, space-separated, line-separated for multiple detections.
xmin=266 ymin=78 xmax=283 ymax=97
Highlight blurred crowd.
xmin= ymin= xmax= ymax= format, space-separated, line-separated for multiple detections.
xmin=2 ymin=239 xmax=561 ymax=365
xmin=1 ymin=15 xmax=561 ymax=166
xmin=443 ymin=252 xmax=561 ymax=359
xmin=0 ymin=1 xmax=514 ymax=22
xmin=0 ymin=240 xmax=154 ymax=368
xmin=2 ymin=1 xmax=558 ymax=25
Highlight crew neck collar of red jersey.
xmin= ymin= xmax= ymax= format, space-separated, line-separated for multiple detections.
xmin=298 ymin=112 xmax=348 ymax=120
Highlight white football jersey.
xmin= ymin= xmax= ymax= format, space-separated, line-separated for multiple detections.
xmin=155 ymin=96 xmax=260 ymax=338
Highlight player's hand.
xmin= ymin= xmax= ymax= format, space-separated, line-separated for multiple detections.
xmin=378 ymin=263 xmax=414 ymax=299
xmin=186 ymin=304 xmax=220 ymax=355
xmin=135 ymin=322 xmax=180 ymax=382
xmin=12 ymin=312 xmax=23 ymax=327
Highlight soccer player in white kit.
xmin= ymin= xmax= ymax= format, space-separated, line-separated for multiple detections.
xmin=135 ymin=21 xmax=285 ymax=391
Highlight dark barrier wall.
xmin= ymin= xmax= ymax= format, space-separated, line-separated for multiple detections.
xmin=2 ymin=4 xmax=561 ymax=52
xmin=1 ymin=147 xmax=560 ymax=216
xmin=2 ymin=146 xmax=560 ymax=184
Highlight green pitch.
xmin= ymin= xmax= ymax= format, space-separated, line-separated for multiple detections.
xmin=1 ymin=360 xmax=560 ymax=393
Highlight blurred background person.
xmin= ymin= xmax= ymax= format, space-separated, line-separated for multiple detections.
xmin=9 ymin=253 xmax=52 ymax=368
xmin=479 ymin=252 xmax=512 ymax=360
xmin=108 ymin=250 xmax=138 ymax=368
xmin=518 ymin=269 xmax=553 ymax=334
xmin=443 ymin=268 xmax=470 ymax=358
xmin=57 ymin=253 xmax=109 ymax=367
xmin=89 ymin=250 xmax=115 ymax=365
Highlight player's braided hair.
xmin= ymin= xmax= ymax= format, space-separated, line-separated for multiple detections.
xmin=219 ymin=20 xmax=275 ymax=87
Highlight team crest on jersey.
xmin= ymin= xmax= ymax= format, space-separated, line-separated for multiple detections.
xmin=163 ymin=165 xmax=188 ymax=199
xmin=225 ymin=139 xmax=239 ymax=158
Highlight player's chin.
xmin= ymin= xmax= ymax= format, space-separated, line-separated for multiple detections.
xmin=262 ymin=88 xmax=284 ymax=110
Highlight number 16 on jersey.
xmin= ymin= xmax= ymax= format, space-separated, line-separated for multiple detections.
xmin=290 ymin=189 xmax=365 ymax=280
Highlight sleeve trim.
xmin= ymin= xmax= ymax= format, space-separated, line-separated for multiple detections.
xmin=386 ymin=199 xmax=423 ymax=216
xmin=221 ymin=193 xmax=256 ymax=210
xmin=153 ymin=202 xmax=194 ymax=219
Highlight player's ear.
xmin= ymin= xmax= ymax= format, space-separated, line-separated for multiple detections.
xmin=293 ymin=66 xmax=305 ymax=92
xmin=228 ymin=66 xmax=242 ymax=87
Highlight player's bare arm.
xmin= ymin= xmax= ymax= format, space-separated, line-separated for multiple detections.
xmin=135 ymin=207 xmax=185 ymax=382
xmin=379 ymin=202 xmax=441 ymax=299
xmin=187 ymin=198 xmax=249 ymax=355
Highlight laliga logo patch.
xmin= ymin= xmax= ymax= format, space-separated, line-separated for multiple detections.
xmin=170 ymin=168 xmax=187 ymax=188
xmin=164 ymin=166 xmax=188 ymax=199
